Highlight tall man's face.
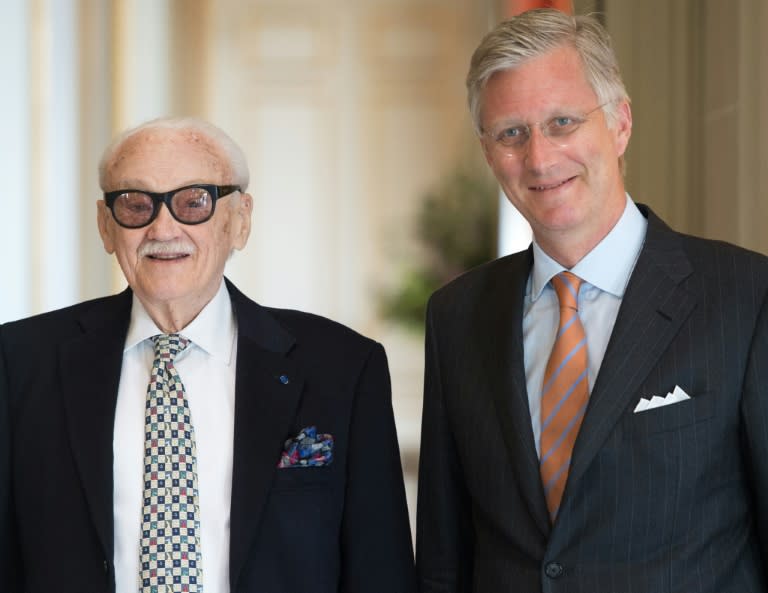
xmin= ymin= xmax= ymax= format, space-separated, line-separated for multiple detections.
xmin=97 ymin=128 xmax=253 ymax=315
xmin=479 ymin=44 xmax=632 ymax=262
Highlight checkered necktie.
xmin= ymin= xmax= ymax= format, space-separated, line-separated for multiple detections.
xmin=540 ymin=272 xmax=589 ymax=520
xmin=140 ymin=334 xmax=203 ymax=592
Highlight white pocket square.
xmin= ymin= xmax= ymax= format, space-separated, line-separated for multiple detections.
xmin=633 ymin=385 xmax=691 ymax=413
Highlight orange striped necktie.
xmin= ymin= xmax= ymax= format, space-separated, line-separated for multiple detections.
xmin=540 ymin=271 xmax=589 ymax=520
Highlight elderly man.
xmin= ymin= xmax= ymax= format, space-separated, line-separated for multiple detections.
xmin=0 ymin=117 xmax=416 ymax=593
xmin=416 ymin=9 xmax=768 ymax=593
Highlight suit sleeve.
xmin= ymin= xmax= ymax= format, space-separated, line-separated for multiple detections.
xmin=416 ymin=300 xmax=474 ymax=593
xmin=741 ymin=289 xmax=768 ymax=563
xmin=0 ymin=328 xmax=20 ymax=591
xmin=340 ymin=342 xmax=417 ymax=593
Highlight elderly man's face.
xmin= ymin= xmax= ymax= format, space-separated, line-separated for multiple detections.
xmin=97 ymin=129 xmax=252 ymax=314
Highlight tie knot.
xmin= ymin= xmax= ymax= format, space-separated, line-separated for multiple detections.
xmin=151 ymin=333 xmax=190 ymax=361
xmin=552 ymin=271 xmax=582 ymax=311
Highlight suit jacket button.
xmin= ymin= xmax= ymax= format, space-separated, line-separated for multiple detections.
xmin=103 ymin=559 xmax=109 ymax=573
xmin=545 ymin=561 xmax=564 ymax=579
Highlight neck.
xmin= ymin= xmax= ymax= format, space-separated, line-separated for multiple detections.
xmin=139 ymin=294 xmax=212 ymax=334
xmin=536 ymin=196 xmax=626 ymax=269
xmin=537 ymin=232 xmax=604 ymax=269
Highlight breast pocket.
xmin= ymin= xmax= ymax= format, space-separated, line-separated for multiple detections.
xmin=270 ymin=466 xmax=337 ymax=491
xmin=625 ymin=393 xmax=713 ymax=438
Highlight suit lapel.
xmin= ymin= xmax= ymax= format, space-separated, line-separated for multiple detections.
xmin=566 ymin=207 xmax=697 ymax=492
xmin=485 ymin=250 xmax=552 ymax=538
xmin=225 ymin=282 xmax=304 ymax=589
xmin=60 ymin=290 xmax=132 ymax=561
xmin=55 ymin=281 xmax=304 ymax=581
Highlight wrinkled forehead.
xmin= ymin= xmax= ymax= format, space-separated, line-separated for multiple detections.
xmin=103 ymin=128 xmax=231 ymax=190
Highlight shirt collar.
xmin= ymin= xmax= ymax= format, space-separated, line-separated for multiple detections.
xmin=124 ymin=279 xmax=236 ymax=365
xmin=529 ymin=194 xmax=648 ymax=301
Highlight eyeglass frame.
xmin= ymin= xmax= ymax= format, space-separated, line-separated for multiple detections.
xmin=481 ymin=102 xmax=612 ymax=156
xmin=103 ymin=184 xmax=241 ymax=229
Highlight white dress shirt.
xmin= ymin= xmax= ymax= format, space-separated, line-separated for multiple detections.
xmin=523 ymin=195 xmax=648 ymax=456
xmin=113 ymin=280 xmax=237 ymax=593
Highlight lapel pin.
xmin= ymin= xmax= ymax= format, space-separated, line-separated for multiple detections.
xmin=278 ymin=374 xmax=290 ymax=385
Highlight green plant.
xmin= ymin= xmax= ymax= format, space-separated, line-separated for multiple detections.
xmin=382 ymin=163 xmax=498 ymax=330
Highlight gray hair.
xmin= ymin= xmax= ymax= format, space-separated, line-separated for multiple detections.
xmin=466 ymin=9 xmax=630 ymax=135
xmin=98 ymin=116 xmax=250 ymax=191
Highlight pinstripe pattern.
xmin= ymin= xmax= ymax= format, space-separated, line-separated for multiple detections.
xmin=540 ymin=272 xmax=589 ymax=518
xmin=417 ymin=205 xmax=768 ymax=593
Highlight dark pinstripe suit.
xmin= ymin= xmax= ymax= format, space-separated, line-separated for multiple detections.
xmin=416 ymin=205 xmax=768 ymax=592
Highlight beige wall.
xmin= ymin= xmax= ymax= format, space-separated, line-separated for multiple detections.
xmin=201 ymin=0 xmax=490 ymax=334
xmin=8 ymin=1 xmax=766 ymax=316
xmin=605 ymin=0 xmax=768 ymax=255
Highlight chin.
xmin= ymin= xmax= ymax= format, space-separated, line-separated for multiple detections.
xmin=531 ymin=203 xmax=584 ymax=229
xmin=136 ymin=281 xmax=191 ymax=303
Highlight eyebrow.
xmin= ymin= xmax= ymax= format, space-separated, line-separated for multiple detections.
xmin=495 ymin=109 xmax=584 ymax=123
xmin=107 ymin=179 xmax=212 ymax=191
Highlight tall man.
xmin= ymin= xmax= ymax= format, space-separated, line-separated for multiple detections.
xmin=0 ymin=117 xmax=416 ymax=593
xmin=416 ymin=9 xmax=768 ymax=592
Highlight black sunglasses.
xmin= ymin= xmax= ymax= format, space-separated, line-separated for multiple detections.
xmin=104 ymin=184 xmax=241 ymax=229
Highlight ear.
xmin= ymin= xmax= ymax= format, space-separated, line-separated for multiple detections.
xmin=230 ymin=192 xmax=253 ymax=251
xmin=613 ymin=100 xmax=633 ymax=158
xmin=96 ymin=200 xmax=116 ymax=254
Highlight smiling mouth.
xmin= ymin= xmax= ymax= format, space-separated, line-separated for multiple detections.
xmin=140 ymin=240 xmax=195 ymax=260
xmin=529 ymin=176 xmax=575 ymax=191
xmin=146 ymin=253 xmax=190 ymax=261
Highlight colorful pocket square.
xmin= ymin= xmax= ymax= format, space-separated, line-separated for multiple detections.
xmin=277 ymin=426 xmax=334 ymax=468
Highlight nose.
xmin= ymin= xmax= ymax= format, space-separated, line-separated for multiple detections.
xmin=523 ymin=125 xmax=559 ymax=173
xmin=146 ymin=203 xmax=181 ymax=240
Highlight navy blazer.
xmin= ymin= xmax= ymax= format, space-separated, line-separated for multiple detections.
xmin=416 ymin=206 xmax=768 ymax=592
xmin=0 ymin=280 xmax=416 ymax=593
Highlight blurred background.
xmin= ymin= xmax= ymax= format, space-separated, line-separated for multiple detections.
xmin=2 ymin=0 xmax=767 ymax=528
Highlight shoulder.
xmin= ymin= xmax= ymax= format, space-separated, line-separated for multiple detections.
xmin=226 ymin=280 xmax=382 ymax=367
xmin=642 ymin=203 xmax=768 ymax=272
xmin=647 ymin=208 xmax=768 ymax=283
xmin=267 ymin=306 xmax=379 ymax=352
xmin=256 ymin=307 xmax=389 ymax=385
xmin=679 ymin=232 xmax=768 ymax=270
xmin=0 ymin=291 xmax=130 ymax=346
xmin=681 ymin=234 xmax=768 ymax=307
xmin=429 ymin=249 xmax=531 ymax=312
xmin=640 ymin=206 xmax=768 ymax=312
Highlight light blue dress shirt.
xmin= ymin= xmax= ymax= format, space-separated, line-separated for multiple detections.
xmin=523 ymin=195 xmax=647 ymax=457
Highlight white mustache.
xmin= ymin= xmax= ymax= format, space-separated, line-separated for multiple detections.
xmin=139 ymin=240 xmax=196 ymax=258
